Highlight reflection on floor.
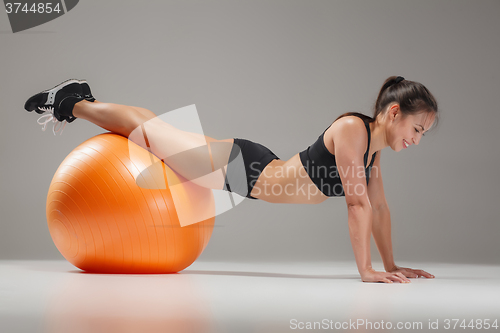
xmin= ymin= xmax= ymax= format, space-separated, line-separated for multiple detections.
xmin=1 ymin=260 xmax=499 ymax=333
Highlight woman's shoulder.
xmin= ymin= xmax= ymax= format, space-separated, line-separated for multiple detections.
xmin=324 ymin=116 xmax=368 ymax=154
xmin=321 ymin=115 xmax=369 ymax=158
xmin=333 ymin=115 xmax=366 ymax=127
xmin=329 ymin=115 xmax=368 ymax=140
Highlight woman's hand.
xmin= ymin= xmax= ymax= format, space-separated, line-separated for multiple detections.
xmin=360 ymin=268 xmax=411 ymax=283
xmin=386 ymin=265 xmax=435 ymax=279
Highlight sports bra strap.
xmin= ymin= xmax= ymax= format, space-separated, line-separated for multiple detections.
xmin=364 ymin=119 xmax=371 ymax=168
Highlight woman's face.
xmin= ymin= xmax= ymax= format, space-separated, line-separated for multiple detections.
xmin=387 ymin=105 xmax=436 ymax=152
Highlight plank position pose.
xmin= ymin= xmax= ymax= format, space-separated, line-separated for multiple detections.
xmin=24 ymin=75 xmax=438 ymax=283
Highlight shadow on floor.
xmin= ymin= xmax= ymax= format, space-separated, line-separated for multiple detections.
xmin=181 ymin=270 xmax=359 ymax=280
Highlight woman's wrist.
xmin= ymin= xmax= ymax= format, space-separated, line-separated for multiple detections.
xmin=359 ymin=266 xmax=375 ymax=277
xmin=385 ymin=263 xmax=398 ymax=272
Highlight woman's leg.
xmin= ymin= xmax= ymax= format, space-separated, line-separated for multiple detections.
xmin=89 ymin=102 xmax=217 ymax=143
xmin=73 ymin=100 xmax=234 ymax=190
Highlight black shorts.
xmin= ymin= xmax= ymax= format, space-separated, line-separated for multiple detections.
xmin=223 ymin=138 xmax=280 ymax=199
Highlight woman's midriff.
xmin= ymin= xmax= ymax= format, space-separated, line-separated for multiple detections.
xmin=249 ymin=153 xmax=329 ymax=204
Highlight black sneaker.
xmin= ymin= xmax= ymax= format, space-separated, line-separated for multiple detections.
xmin=60 ymin=79 xmax=95 ymax=124
xmin=79 ymin=79 xmax=96 ymax=102
xmin=62 ymin=79 xmax=95 ymax=123
xmin=24 ymin=79 xmax=84 ymax=134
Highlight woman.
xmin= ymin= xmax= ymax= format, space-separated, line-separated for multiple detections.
xmin=24 ymin=75 xmax=438 ymax=283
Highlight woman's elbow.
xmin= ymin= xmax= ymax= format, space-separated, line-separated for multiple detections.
xmin=346 ymin=199 xmax=372 ymax=212
xmin=345 ymin=188 xmax=371 ymax=208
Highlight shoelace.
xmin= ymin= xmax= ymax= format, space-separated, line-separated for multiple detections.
xmin=36 ymin=106 xmax=67 ymax=135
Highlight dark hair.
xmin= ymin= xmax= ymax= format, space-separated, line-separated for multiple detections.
xmin=334 ymin=76 xmax=439 ymax=131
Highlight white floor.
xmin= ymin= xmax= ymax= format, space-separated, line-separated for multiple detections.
xmin=1 ymin=261 xmax=499 ymax=333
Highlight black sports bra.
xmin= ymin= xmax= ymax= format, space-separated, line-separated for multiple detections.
xmin=299 ymin=115 xmax=377 ymax=197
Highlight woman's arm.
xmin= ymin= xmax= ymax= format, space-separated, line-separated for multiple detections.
xmin=367 ymin=150 xmax=435 ymax=279
xmin=332 ymin=118 xmax=409 ymax=283
xmin=347 ymin=203 xmax=375 ymax=275
xmin=372 ymin=206 xmax=396 ymax=271
xmin=367 ymin=150 xmax=396 ymax=270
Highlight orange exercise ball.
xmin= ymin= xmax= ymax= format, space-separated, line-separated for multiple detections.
xmin=46 ymin=133 xmax=215 ymax=273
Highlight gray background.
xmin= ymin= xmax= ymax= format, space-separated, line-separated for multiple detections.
xmin=1 ymin=0 xmax=499 ymax=265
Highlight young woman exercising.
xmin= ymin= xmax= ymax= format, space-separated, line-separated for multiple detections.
xmin=24 ymin=75 xmax=438 ymax=283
